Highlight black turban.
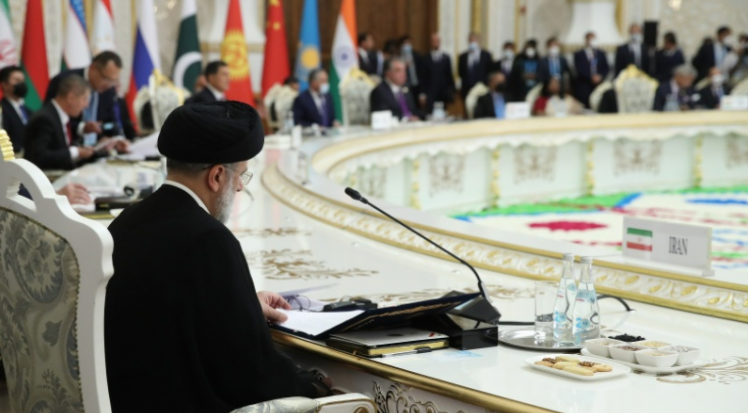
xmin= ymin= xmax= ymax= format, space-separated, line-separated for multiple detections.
xmin=157 ymin=101 xmax=264 ymax=164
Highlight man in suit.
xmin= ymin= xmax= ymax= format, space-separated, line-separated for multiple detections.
xmin=399 ymin=35 xmax=424 ymax=102
xmin=0 ymin=65 xmax=31 ymax=153
xmin=538 ymin=37 xmax=572 ymax=86
xmin=458 ymin=32 xmax=492 ymax=101
xmin=45 ymin=51 xmax=123 ymax=144
xmin=615 ymin=24 xmax=652 ymax=77
xmin=474 ymin=71 xmax=513 ymax=119
xmin=653 ymin=64 xmax=698 ymax=111
xmin=420 ymin=32 xmax=455 ymax=115
xmin=492 ymin=41 xmax=517 ymax=78
xmin=699 ymin=68 xmax=731 ymax=109
xmin=573 ymin=32 xmax=610 ymax=107
xmin=187 ymin=61 xmax=230 ymax=104
xmin=692 ymin=26 xmax=733 ymax=82
xmin=291 ymin=69 xmax=336 ymax=128
xmin=370 ymin=58 xmax=423 ymax=121
xmin=654 ymin=32 xmax=686 ymax=84
xmin=509 ymin=39 xmax=540 ymax=101
xmin=358 ymin=32 xmax=383 ymax=77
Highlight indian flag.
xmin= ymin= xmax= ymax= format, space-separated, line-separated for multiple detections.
xmin=329 ymin=0 xmax=358 ymax=122
xmin=625 ymin=227 xmax=653 ymax=252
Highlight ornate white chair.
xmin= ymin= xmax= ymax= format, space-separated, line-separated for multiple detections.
xmin=264 ymin=83 xmax=285 ymax=130
xmin=133 ymin=69 xmax=190 ymax=133
xmin=614 ymin=64 xmax=659 ymax=113
xmin=340 ymin=68 xmax=376 ymax=126
xmin=730 ymin=78 xmax=748 ymax=96
xmin=589 ymin=80 xmax=613 ymax=112
xmin=465 ymin=82 xmax=489 ymax=119
xmin=274 ymin=85 xmax=300 ymax=129
xmin=524 ymin=83 xmax=544 ymax=109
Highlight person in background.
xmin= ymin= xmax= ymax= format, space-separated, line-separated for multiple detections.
xmin=538 ymin=37 xmax=572 ymax=88
xmin=532 ymin=77 xmax=583 ymax=117
xmin=473 ymin=71 xmax=513 ymax=120
xmin=420 ymin=32 xmax=456 ymax=115
xmin=729 ymin=33 xmax=748 ymax=85
xmin=698 ymin=67 xmax=731 ymax=109
xmin=398 ymin=34 xmax=424 ymax=106
xmin=193 ymin=74 xmax=207 ymax=94
xmin=615 ymin=24 xmax=652 ymax=77
xmin=0 ymin=65 xmax=31 ymax=153
xmin=492 ymin=41 xmax=517 ymax=78
xmin=509 ymin=39 xmax=540 ymax=101
xmin=573 ymin=31 xmax=610 ymax=108
xmin=692 ymin=26 xmax=733 ymax=82
xmin=186 ymin=61 xmax=229 ymax=104
xmin=382 ymin=39 xmax=400 ymax=61
xmin=653 ymin=64 xmax=698 ymax=111
xmin=597 ymin=87 xmax=619 ymax=114
xmin=370 ymin=58 xmax=423 ymax=121
xmin=654 ymin=32 xmax=686 ymax=84
xmin=358 ymin=32 xmax=383 ymax=77
xmin=291 ymin=69 xmax=336 ymax=128
xmin=458 ymin=32 xmax=493 ymax=103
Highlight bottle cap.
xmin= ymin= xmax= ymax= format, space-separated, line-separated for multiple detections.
xmin=581 ymin=256 xmax=594 ymax=264
xmin=562 ymin=253 xmax=574 ymax=261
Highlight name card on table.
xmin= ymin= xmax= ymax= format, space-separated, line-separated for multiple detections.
xmin=720 ymin=95 xmax=748 ymax=111
xmin=505 ymin=102 xmax=531 ymax=119
xmin=371 ymin=110 xmax=394 ymax=130
xmin=622 ymin=217 xmax=713 ymax=277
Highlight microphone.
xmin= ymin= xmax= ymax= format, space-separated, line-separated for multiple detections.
xmin=344 ymin=187 xmax=501 ymax=325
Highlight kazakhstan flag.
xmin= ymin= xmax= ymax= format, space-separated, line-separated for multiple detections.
xmin=294 ymin=0 xmax=321 ymax=91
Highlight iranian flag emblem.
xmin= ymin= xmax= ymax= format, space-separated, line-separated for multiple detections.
xmin=625 ymin=227 xmax=653 ymax=252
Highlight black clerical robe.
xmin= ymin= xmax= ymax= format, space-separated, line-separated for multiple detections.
xmin=105 ymin=185 xmax=319 ymax=413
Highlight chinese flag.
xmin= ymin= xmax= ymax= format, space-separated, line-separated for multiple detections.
xmin=261 ymin=0 xmax=289 ymax=98
xmin=221 ymin=0 xmax=254 ymax=105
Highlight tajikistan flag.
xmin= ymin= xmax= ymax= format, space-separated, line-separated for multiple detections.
xmin=63 ymin=0 xmax=91 ymax=69
xmin=625 ymin=227 xmax=653 ymax=253
xmin=91 ymin=0 xmax=115 ymax=55
xmin=329 ymin=0 xmax=358 ymax=122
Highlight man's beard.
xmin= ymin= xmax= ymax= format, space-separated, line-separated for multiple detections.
xmin=215 ymin=185 xmax=236 ymax=224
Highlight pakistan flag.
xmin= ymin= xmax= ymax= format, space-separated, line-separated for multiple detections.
xmin=172 ymin=0 xmax=201 ymax=93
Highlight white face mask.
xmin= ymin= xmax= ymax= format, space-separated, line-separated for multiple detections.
xmin=525 ymin=48 xmax=536 ymax=58
xmin=469 ymin=41 xmax=480 ymax=51
xmin=319 ymin=82 xmax=330 ymax=94
xmin=503 ymin=49 xmax=514 ymax=59
xmin=631 ymin=33 xmax=643 ymax=44
xmin=588 ymin=39 xmax=596 ymax=48
xmin=549 ymin=45 xmax=560 ymax=56
xmin=722 ymin=35 xmax=734 ymax=46
xmin=711 ymin=74 xmax=725 ymax=85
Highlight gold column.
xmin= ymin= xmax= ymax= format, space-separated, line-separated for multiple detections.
xmin=491 ymin=147 xmax=501 ymax=208
xmin=586 ymin=140 xmax=595 ymax=195
xmin=470 ymin=0 xmax=482 ymax=35
xmin=693 ymin=135 xmax=703 ymax=188
xmin=411 ymin=158 xmax=421 ymax=210
xmin=84 ymin=0 xmax=93 ymax=42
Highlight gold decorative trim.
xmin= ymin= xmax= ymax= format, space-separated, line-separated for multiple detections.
xmin=1 ymin=130 xmax=15 ymax=160
xmin=614 ymin=65 xmax=659 ymax=93
xmin=411 ymin=159 xmax=421 ymax=210
xmin=244 ymin=249 xmax=379 ymax=280
xmin=694 ymin=134 xmax=704 ymax=188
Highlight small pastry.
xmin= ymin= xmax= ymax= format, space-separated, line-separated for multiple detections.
xmin=534 ymin=361 xmax=554 ymax=367
xmin=556 ymin=355 xmax=580 ymax=363
xmin=592 ymin=364 xmax=613 ymax=372
xmin=563 ymin=365 xmax=594 ymax=376
xmin=553 ymin=361 xmax=578 ymax=370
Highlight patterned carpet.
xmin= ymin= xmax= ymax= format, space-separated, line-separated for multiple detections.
xmin=454 ymin=187 xmax=748 ymax=273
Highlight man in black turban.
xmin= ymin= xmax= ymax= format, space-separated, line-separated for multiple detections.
xmin=104 ymin=102 xmax=331 ymax=413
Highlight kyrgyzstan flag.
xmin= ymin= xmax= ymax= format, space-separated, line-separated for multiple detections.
xmin=261 ymin=0 xmax=289 ymax=98
xmin=221 ymin=0 xmax=255 ymax=105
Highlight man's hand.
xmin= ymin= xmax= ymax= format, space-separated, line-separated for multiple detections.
xmin=113 ymin=139 xmax=130 ymax=153
xmin=332 ymin=120 xmax=341 ymax=128
xmin=57 ymin=183 xmax=91 ymax=205
xmin=257 ymin=291 xmax=291 ymax=324
xmin=78 ymin=147 xmax=96 ymax=160
xmin=83 ymin=121 xmax=102 ymax=134
xmin=592 ymin=74 xmax=602 ymax=84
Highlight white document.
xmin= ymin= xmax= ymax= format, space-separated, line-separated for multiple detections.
xmin=276 ymin=309 xmax=364 ymax=337
xmin=505 ymin=102 xmax=531 ymax=119
xmin=128 ymin=132 xmax=160 ymax=157
xmin=720 ymin=95 xmax=748 ymax=111
xmin=371 ymin=110 xmax=393 ymax=130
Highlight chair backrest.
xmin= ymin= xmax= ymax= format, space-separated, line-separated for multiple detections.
xmin=340 ymin=68 xmax=376 ymax=126
xmin=150 ymin=70 xmax=189 ymax=130
xmin=263 ymin=84 xmax=284 ymax=130
xmin=524 ymin=83 xmax=544 ymax=108
xmin=465 ymin=82 xmax=488 ymax=119
xmin=731 ymin=77 xmax=748 ymax=96
xmin=589 ymin=80 xmax=613 ymax=112
xmin=0 ymin=133 xmax=113 ymax=413
xmin=274 ymin=86 xmax=300 ymax=128
xmin=614 ymin=64 xmax=659 ymax=113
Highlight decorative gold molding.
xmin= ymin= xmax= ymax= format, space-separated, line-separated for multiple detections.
xmin=470 ymin=0 xmax=482 ymax=35
xmin=1 ymin=130 xmax=15 ymax=160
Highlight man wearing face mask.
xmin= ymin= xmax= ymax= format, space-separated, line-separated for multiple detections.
xmin=693 ymin=26 xmax=733 ymax=82
xmin=473 ymin=71 xmax=513 ymax=119
xmin=654 ymin=32 xmax=686 ymax=84
xmin=0 ymin=65 xmax=32 ymax=154
xmin=573 ymin=32 xmax=610 ymax=108
xmin=458 ymin=32 xmax=493 ymax=103
xmin=698 ymin=68 xmax=731 ymax=109
xmin=492 ymin=42 xmax=516 ymax=78
xmin=421 ymin=32 xmax=456 ymax=115
xmin=508 ymin=39 xmax=540 ymax=100
xmin=538 ymin=37 xmax=571 ymax=86
xmin=614 ymin=24 xmax=652 ymax=77
xmin=291 ymin=68 xmax=336 ymax=128
xmin=653 ymin=64 xmax=698 ymax=111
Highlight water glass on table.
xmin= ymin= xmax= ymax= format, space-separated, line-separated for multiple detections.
xmin=535 ymin=281 xmax=557 ymax=343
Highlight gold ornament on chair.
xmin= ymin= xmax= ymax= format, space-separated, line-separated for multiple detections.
xmin=0 ymin=129 xmax=15 ymax=161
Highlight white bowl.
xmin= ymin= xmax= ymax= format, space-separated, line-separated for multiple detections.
xmin=609 ymin=344 xmax=647 ymax=364
xmin=635 ymin=349 xmax=679 ymax=368
xmin=662 ymin=345 xmax=700 ymax=366
xmin=584 ymin=338 xmax=623 ymax=358
xmin=633 ymin=340 xmax=671 ymax=349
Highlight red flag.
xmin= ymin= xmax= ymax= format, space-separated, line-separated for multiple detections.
xmin=19 ymin=0 xmax=49 ymax=111
xmin=221 ymin=0 xmax=254 ymax=105
xmin=261 ymin=0 xmax=289 ymax=98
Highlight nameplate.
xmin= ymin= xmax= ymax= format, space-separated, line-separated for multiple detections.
xmin=720 ymin=95 xmax=748 ymax=111
xmin=622 ymin=217 xmax=713 ymax=276
xmin=371 ymin=110 xmax=393 ymax=130
xmin=505 ymin=102 xmax=531 ymax=119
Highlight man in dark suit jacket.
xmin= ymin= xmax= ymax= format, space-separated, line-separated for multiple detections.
xmin=458 ymin=33 xmax=493 ymax=100
xmin=653 ymin=64 xmax=698 ymax=111
xmin=692 ymin=26 xmax=733 ymax=82
xmin=370 ymin=58 xmax=424 ymax=121
xmin=0 ymin=65 xmax=32 ymax=153
xmin=654 ymin=32 xmax=686 ymax=83
xmin=45 ymin=51 xmax=122 ymax=144
xmin=537 ymin=37 xmax=572 ymax=86
xmin=420 ymin=33 xmax=456 ymax=115
xmin=615 ymin=24 xmax=652 ymax=77
xmin=573 ymin=32 xmax=610 ymax=107
xmin=357 ymin=32 xmax=382 ymax=77
xmin=474 ymin=72 xmax=514 ymax=119
xmin=291 ymin=69 xmax=336 ymax=128
xmin=698 ymin=68 xmax=731 ymax=109
xmin=186 ymin=60 xmax=230 ymax=104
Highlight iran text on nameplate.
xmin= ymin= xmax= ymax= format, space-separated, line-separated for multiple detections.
xmin=505 ymin=102 xmax=531 ymax=119
xmin=622 ymin=217 xmax=713 ymax=277
xmin=371 ymin=110 xmax=393 ymax=130
xmin=720 ymin=95 xmax=748 ymax=111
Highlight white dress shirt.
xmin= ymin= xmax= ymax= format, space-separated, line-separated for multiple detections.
xmin=162 ymin=180 xmax=209 ymax=214
xmin=51 ymin=99 xmax=79 ymax=161
xmin=205 ymin=83 xmax=226 ymax=101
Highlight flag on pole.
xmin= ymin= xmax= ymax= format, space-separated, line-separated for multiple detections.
xmin=92 ymin=0 xmax=115 ymax=55
xmin=293 ymin=0 xmax=320 ymax=91
xmin=126 ymin=0 xmax=161 ymax=128
xmin=20 ymin=0 xmax=48 ymax=111
xmin=261 ymin=0 xmax=289 ymax=98
xmin=330 ymin=0 xmax=358 ymax=121
xmin=173 ymin=0 xmax=201 ymax=92
xmin=0 ymin=0 xmax=18 ymax=68
xmin=221 ymin=0 xmax=254 ymax=105
xmin=63 ymin=0 xmax=91 ymax=69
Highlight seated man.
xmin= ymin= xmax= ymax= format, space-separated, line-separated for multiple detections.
xmin=698 ymin=67 xmax=731 ymax=109
xmin=186 ymin=60 xmax=229 ymax=104
xmin=474 ymin=71 xmax=513 ymax=119
xmin=24 ymin=75 xmax=126 ymax=170
xmin=104 ymin=102 xmax=331 ymax=413
xmin=653 ymin=64 xmax=698 ymax=111
xmin=0 ymin=65 xmax=31 ymax=153
xmin=370 ymin=57 xmax=424 ymax=121
xmin=292 ymin=69 xmax=336 ymax=128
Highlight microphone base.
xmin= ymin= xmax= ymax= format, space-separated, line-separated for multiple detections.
xmin=447 ymin=295 xmax=502 ymax=325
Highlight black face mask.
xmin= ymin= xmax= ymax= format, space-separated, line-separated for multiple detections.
xmin=12 ymin=82 xmax=28 ymax=98
xmin=494 ymin=83 xmax=506 ymax=93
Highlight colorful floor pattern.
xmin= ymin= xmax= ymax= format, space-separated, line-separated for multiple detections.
xmin=453 ymin=187 xmax=748 ymax=273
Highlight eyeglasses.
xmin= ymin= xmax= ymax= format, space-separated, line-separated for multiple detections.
xmin=202 ymin=165 xmax=253 ymax=185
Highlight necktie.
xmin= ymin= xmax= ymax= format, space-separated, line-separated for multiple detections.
xmin=18 ymin=105 xmax=28 ymax=124
xmin=397 ymin=91 xmax=412 ymax=118
xmin=319 ymin=96 xmax=329 ymax=126
xmin=65 ymin=121 xmax=73 ymax=146
xmin=551 ymin=58 xmax=559 ymax=76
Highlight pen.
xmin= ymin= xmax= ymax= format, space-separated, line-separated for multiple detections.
xmin=380 ymin=347 xmax=433 ymax=358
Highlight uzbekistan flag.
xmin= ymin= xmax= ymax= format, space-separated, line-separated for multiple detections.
xmin=625 ymin=227 xmax=653 ymax=252
xmin=330 ymin=0 xmax=358 ymax=122
xmin=91 ymin=0 xmax=115 ymax=55
xmin=126 ymin=0 xmax=161 ymax=129
xmin=221 ymin=0 xmax=254 ymax=105
xmin=63 ymin=0 xmax=91 ymax=69
xmin=20 ymin=0 xmax=48 ymax=111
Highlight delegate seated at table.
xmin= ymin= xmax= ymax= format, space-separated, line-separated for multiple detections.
xmin=370 ymin=57 xmax=424 ymax=121
xmin=292 ymin=69 xmax=338 ymax=128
